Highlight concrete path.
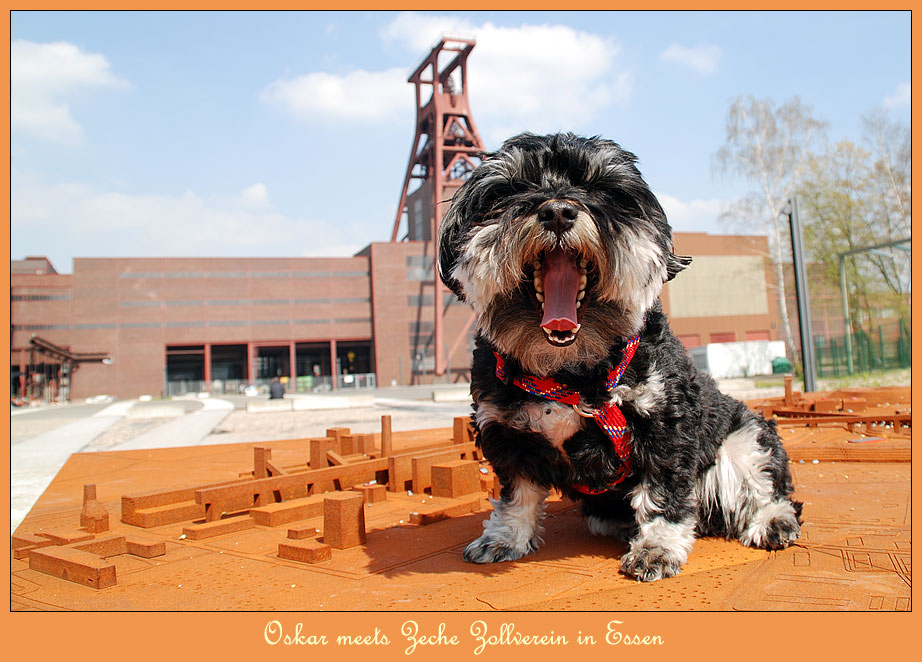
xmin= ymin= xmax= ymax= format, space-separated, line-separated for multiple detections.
xmin=107 ymin=398 xmax=234 ymax=451
xmin=10 ymin=399 xmax=136 ymax=532
xmin=10 ymin=397 xmax=234 ymax=532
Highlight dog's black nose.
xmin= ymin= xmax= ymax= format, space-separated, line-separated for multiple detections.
xmin=537 ymin=200 xmax=579 ymax=235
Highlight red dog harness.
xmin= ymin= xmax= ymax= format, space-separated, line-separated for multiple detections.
xmin=493 ymin=332 xmax=641 ymax=494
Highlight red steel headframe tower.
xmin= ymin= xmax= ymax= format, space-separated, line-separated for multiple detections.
xmin=392 ymin=37 xmax=485 ymax=377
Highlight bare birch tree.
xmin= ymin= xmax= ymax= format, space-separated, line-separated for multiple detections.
xmin=861 ymin=109 xmax=911 ymax=241
xmin=712 ymin=96 xmax=827 ymax=362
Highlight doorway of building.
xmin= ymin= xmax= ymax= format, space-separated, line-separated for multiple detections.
xmin=254 ymin=345 xmax=291 ymax=394
xmin=210 ymin=344 xmax=247 ymax=394
xmin=336 ymin=341 xmax=374 ymax=389
xmin=295 ymin=342 xmax=332 ymax=392
xmin=165 ymin=345 xmax=205 ymax=396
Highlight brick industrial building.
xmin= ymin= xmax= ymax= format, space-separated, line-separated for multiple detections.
xmin=10 ymin=39 xmax=783 ymax=402
xmin=10 ymin=232 xmax=780 ymax=401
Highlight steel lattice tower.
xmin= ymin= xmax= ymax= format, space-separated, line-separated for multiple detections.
xmin=392 ymin=38 xmax=485 ymax=377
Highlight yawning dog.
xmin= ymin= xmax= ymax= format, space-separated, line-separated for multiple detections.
xmin=437 ymin=132 xmax=802 ymax=582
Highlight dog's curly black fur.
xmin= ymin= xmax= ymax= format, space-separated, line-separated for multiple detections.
xmin=438 ymin=132 xmax=802 ymax=582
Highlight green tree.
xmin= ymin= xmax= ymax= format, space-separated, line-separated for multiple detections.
xmin=798 ymin=114 xmax=910 ymax=331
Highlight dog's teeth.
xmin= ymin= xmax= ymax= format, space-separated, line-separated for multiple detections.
xmin=579 ymin=274 xmax=587 ymax=289
xmin=572 ymin=324 xmax=581 ymax=333
xmin=543 ymin=327 xmax=552 ymax=335
xmin=533 ymin=260 xmax=542 ymax=270
xmin=536 ymin=292 xmax=544 ymax=302
xmin=575 ymin=301 xmax=581 ymax=309
xmin=577 ymin=290 xmax=585 ymax=301
xmin=534 ymin=276 xmax=543 ymax=292
xmin=579 ymin=259 xmax=588 ymax=270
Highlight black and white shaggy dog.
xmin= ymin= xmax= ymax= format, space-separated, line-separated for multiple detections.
xmin=437 ymin=132 xmax=802 ymax=582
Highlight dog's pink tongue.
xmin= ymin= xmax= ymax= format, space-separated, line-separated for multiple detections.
xmin=540 ymin=248 xmax=580 ymax=331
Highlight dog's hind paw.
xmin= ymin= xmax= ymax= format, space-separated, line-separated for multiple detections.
xmin=463 ymin=534 xmax=537 ymax=564
xmin=586 ymin=515 xmax=637 ymax=541
xmin=761 ymin=514 xmax=801 ymax=550
xmin=742 ymin=500 xmax=802 ymax=550
xmin=619 ymin=545 xmax=683 ymax=582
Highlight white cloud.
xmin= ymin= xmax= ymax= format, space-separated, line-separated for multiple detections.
xmin=11 ymin=40 xmax=128 ymax=143
xmin=658 ymin=43 xmax=722 ymax=76
xmin=263 ymin=12 xmax=631 ymax=143
xmin=383 ymin=13 xmax=630 ymax=142
xmin=883 ymin=81 xmax=910 ymax=108
xmin=260 ymin=68 xmax=412 ymax=122
xmin=11 ymin=170 xmax=373 ymax=268
xmin=656 ymin=192 xmax=727 ymax=234
xmin=240 ymin=183 xmax=270 ymax=207
xmin=378 ymin=11 xmax=476 ymax=51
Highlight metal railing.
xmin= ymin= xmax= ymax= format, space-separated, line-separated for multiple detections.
xmin=813 ymin=319 xmax=910 ymax=377
xmin=164 ymin=380 xmax=209 ymax=397
xmin=336 ymin=372 xmax=376 ymax=390
xmin=164 ymin=372 xmax=377 ymax=397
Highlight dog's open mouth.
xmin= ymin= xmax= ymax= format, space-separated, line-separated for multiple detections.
xmin=533 ymin=247 xmax=588 ymax=347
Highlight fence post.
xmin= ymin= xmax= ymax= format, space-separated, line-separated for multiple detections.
xmin=854 ymin=331 xmax=860 ymax=373
xmin=878 ymin=325 xmax=885 ymax=370
xmin=787 ymin=196 xmax=817 ymax=392
xmin=861 ymin=331 xmax=870 ymax=373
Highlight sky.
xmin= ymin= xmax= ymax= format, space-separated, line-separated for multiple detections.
xmin=10 ymin=10 xmax=911 ymax=274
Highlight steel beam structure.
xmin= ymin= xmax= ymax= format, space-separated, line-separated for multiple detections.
xmin=392 ymin=38 xmax=485 ymax=377
xmin=22 ymin=334 xmax=111 ymax=403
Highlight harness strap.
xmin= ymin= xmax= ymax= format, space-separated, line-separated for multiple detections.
xmin=493 ymin=332 xmax=640 ymax=494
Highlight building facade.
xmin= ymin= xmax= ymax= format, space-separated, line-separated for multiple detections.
xmin=10 ymin=233 xmax=780 ymax=401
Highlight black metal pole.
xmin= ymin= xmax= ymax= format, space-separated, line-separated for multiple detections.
xmin=788 ymin=196 xmax=817 ymax=392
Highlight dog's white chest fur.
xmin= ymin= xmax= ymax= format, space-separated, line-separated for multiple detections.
xmin=476 ymin=375 xmax=663 ymax=451
xmin=475 ymin=400 xmax=584 ymax=450
xmin=518 ymin=402 xmax=584 ymax=450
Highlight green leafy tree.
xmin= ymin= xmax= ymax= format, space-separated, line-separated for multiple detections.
xmin=798 ymin=113 xmax=910 ymax=331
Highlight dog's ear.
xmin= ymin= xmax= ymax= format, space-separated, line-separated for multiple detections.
xmin=437 ymin=207 xmax=466 ymax=301
xmin=665 ymin=252 xmax=692 ymax=281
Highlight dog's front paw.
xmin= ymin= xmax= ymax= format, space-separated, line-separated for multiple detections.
xmin=619 ymin=544 xmax=682 ymax=582
xmin=463 ymin=534 xmax=538 ymax=564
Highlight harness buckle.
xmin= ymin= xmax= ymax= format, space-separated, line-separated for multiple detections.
xmin=572 ymin=403 xmax=596 ymax=418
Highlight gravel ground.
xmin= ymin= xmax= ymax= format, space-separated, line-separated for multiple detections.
xmin=82 ymin=417 xmax=177 ymax=451
xmin=202 ymin=399 xmax=474 ymax=445
xmin=189 ymin=379 xmax=782 ymax=446
xmin=9 ymin=377 xmax=819 ymax=451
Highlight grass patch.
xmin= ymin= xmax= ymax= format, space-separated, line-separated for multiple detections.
xmin=816 ymin=368 xmax=910 ymax=391
xmin=753 ymin=375 xmax=788 ymax=389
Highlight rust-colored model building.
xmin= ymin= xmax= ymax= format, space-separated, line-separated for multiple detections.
xmin=10 ymin=232 xmax=780 ymax=401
